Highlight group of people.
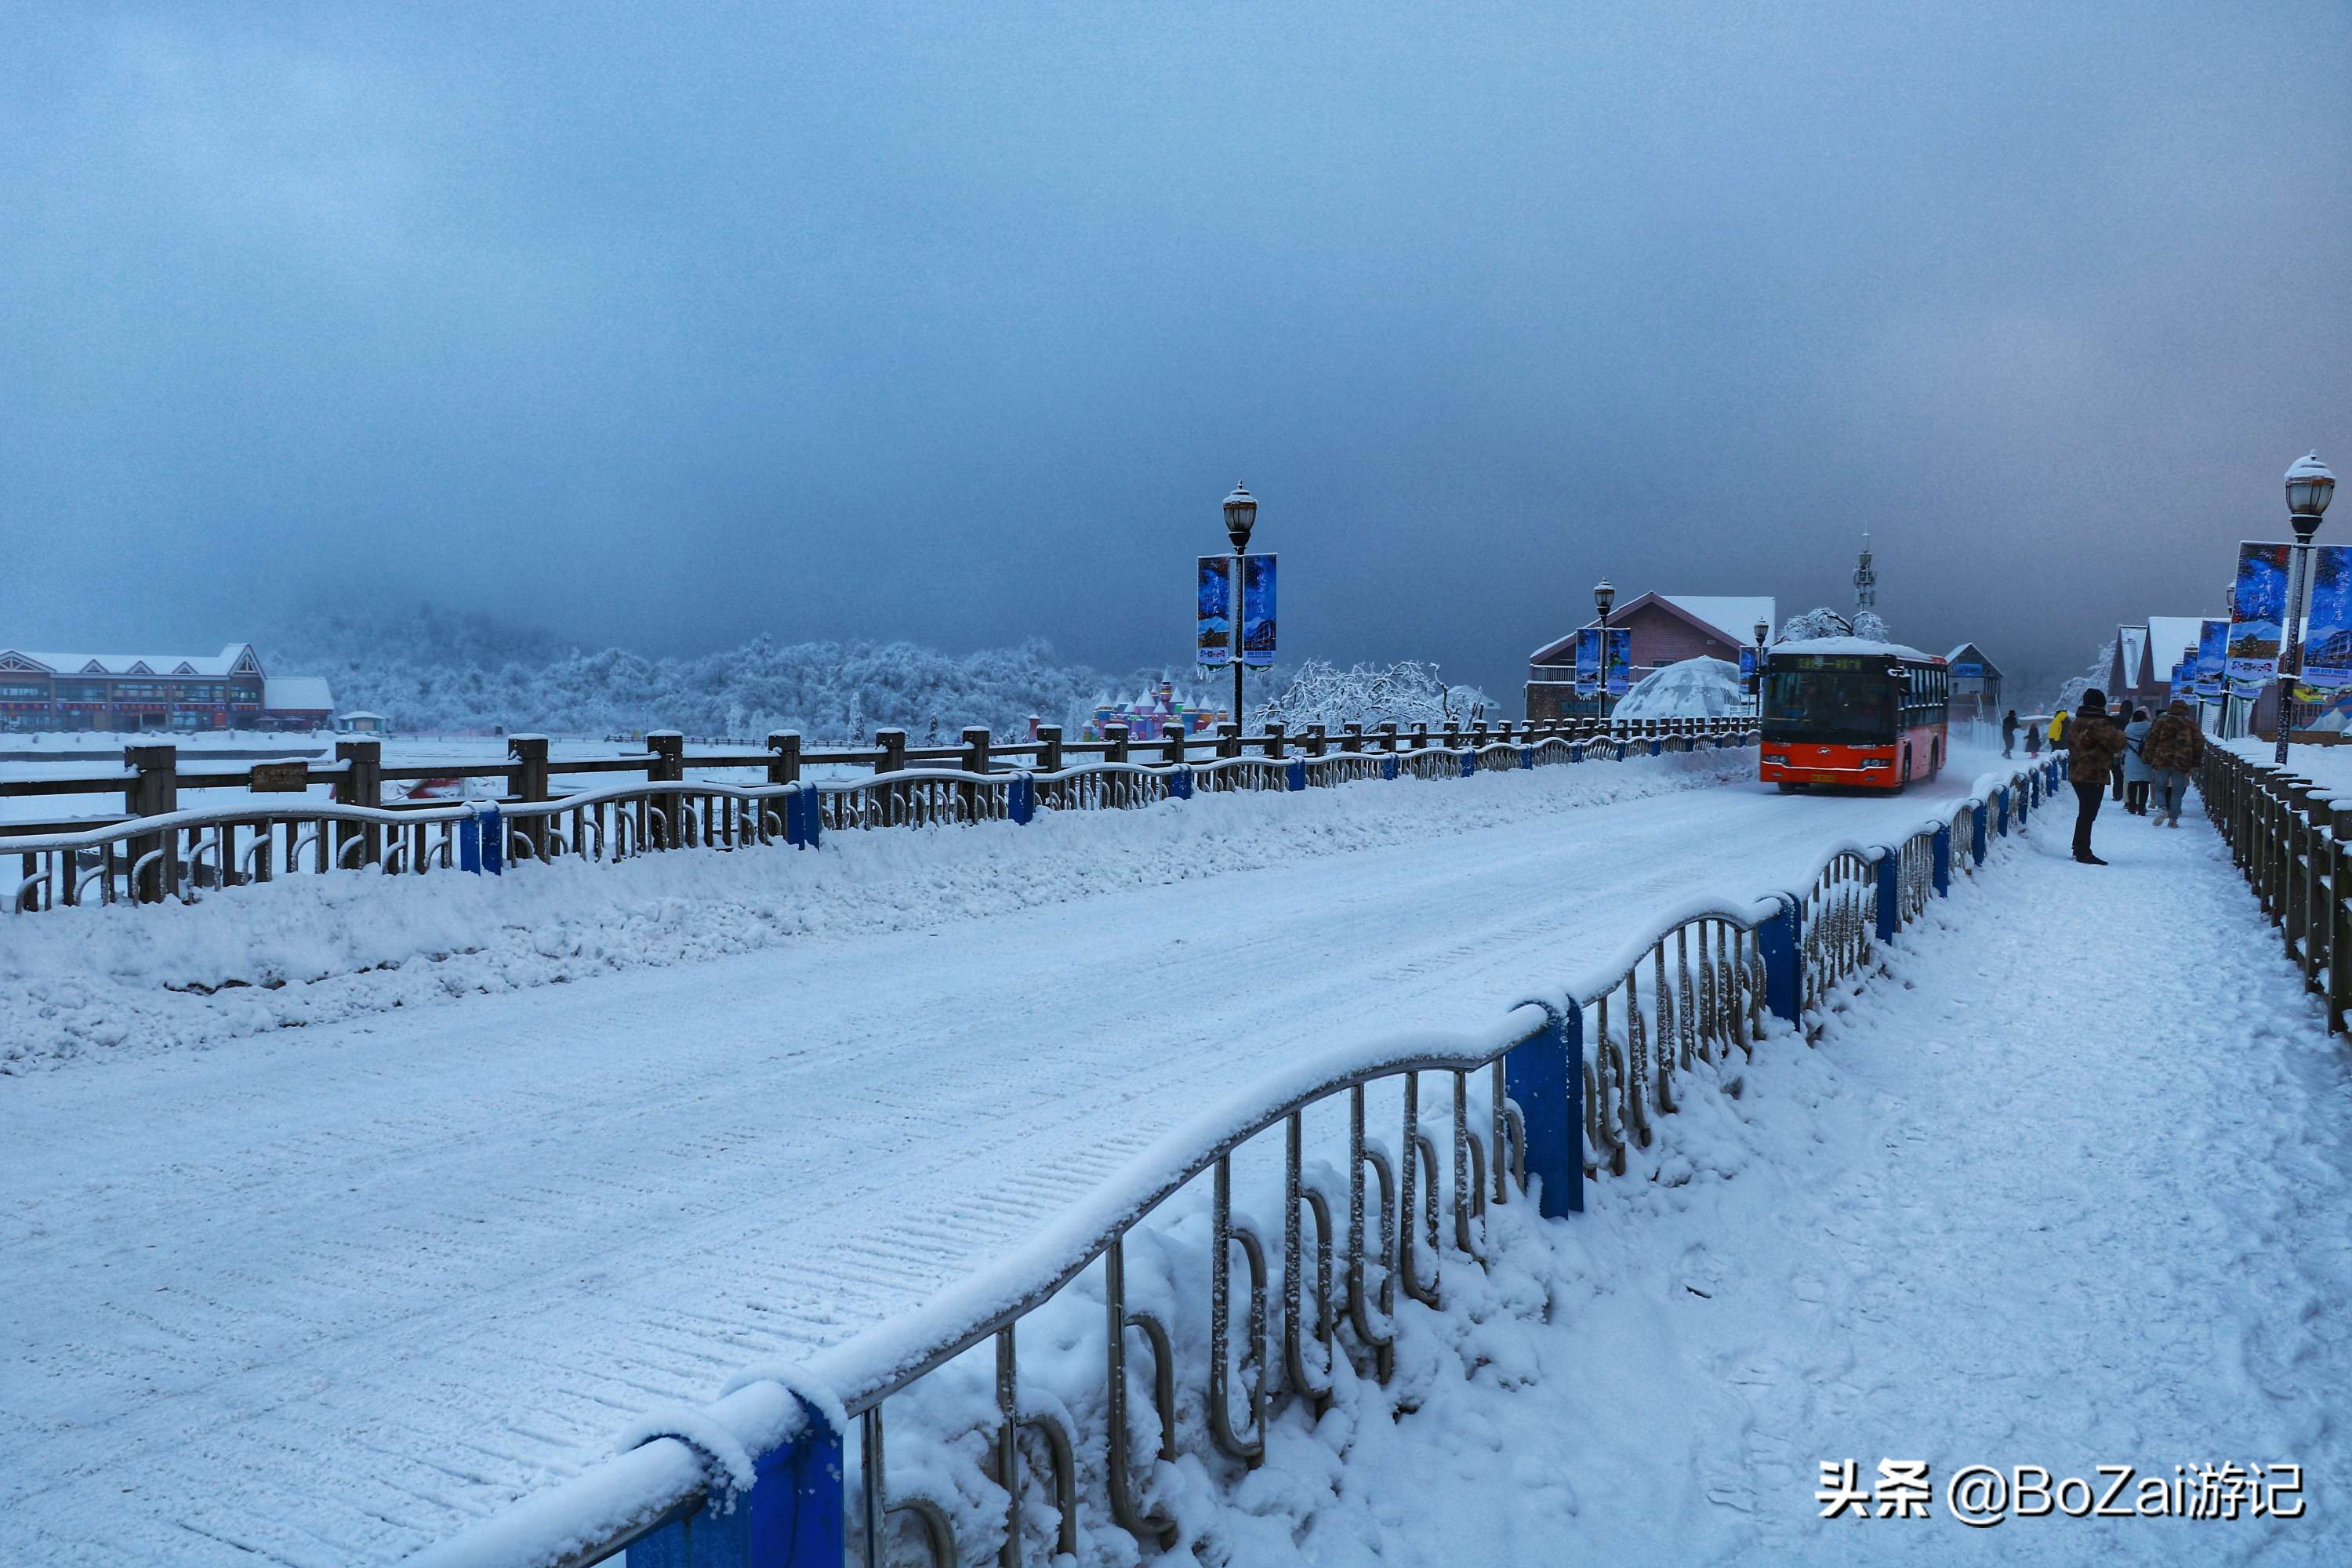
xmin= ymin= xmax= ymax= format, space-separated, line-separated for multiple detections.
xmin=2002 ymin=695 xmax=2205 ymax=864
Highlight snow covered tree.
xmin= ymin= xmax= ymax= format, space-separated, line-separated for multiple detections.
xmin=1254 ymin=660 xmax=1494 ymax=730
xmin=1852 ymin=612 xmax=1892 ymax=644
xmin=1779 ymin=606 xmax=1853 ymax=641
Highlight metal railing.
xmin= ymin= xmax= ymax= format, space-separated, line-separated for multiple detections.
xmin=2199 ymin=743 xmax=2352 ymax=1033
xmin=412 ymin=753 xmax=2069 ymax=1568
xmin=6 ymin=717 xmax=1759 ymax=913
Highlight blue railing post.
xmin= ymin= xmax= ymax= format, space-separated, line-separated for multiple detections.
xmin=790 ymin=789 xmax=822 ymax=848
xmin=1996 ymin=786 xmax=2010 ymax=837
xmin=1504 ymin=1000 xmax=1583 ymax=1218
xmin=1459 ymin=750 xmax=1477 ymax=779
xmin=1931 ymin=824 xmax=1951 ymax=896
xmin=1971 ymin=802 xmax=1988 ymax=865
xmin=1287 ymin=758 xmax=1307 ymax=791
xmin=630 ymin=1397 xmax=844 ymax=1568
xmin=1875 ymin=849 xmax=1900 ymax=941
xmin=1168 ymin=765 xmax=1192 ymax=800
xmin=475 ymin=804 xmax=503 ymax=874
xmin=459 ymin=808 xmax=483 ymax=874
xmin=1759 ymin=895 xmax=1802 ymax=1022
xmin=1381 ymin=756 xmax=1399 ymax=782
xmin=1520 ymin=746 xmax=1535 ymax=770
xmin=1009 ymin=774 xmax=1036 ymax=825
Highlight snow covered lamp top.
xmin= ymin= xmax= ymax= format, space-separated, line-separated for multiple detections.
xmin=1222 ymin=483 xmax=1258 ymax=551
xmin=1592 ymin=579 xmax=1615 ymax=617
xmin=2286 ymin=452 xmax=2335 ymax=535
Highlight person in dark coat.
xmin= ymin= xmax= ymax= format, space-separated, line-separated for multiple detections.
xmin=2064 ymin=690 xmax=2130 ymax=864
xmin=2142 ymin=699 xmax=2205 ymax=826
xmin=2001 ymin=709 xmax=2019 ymax=757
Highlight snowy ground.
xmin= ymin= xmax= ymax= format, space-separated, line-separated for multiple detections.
xmin=9 ymin=751 xmax=2344 ymax=1565
xmin=2228 ymin=735 xmax=2352 ymax=798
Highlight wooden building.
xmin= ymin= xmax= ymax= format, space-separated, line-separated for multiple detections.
xmin=1526 ymin=593 xmax=1775 ymax=720
xmin=0 ymin=644 xmax=334 ymax=732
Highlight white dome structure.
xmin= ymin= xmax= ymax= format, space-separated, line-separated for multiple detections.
xmin=1611 ymin=656 xmax=1748 ymax=720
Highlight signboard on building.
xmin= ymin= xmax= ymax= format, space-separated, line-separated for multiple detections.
xmin=251 ymin=762 xmax=309 ymax=793
xmin=2227 ymin=541 xmax=2291 ymax=683
xmin=1240 ymin=554 xmax=1276 ymax=667
xmin=1950 ymin=661 xmax=1984 ymax=677
xmin=1196 ymin=556 xmax=1232 ymax=667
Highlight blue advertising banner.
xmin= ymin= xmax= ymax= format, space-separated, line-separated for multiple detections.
xmin=1950 ymin=661 xmax=1984 ymax=677
xmin=2228 ymin=541 xmax=2291 ymax=683
xmin=1240 ymin=553 xmax=1277 ymax=668
xmin=1738 ymin=645 xmax=1758 ymax=694
xmin=2194 ymin=617 xmax=2227 ymax=699
xmin=1606 ymin=629 xmax=1632 ymax=695
xmin=1196 ymin=556 xmax=1232 ymax=667
xmin=2300 ymin=545 xmax=2352 ymax=689
xmin=1575 ymin=628 xmax=1601 ymax=695
xmin=2169 ymin=660 xmax=2192 ymax=699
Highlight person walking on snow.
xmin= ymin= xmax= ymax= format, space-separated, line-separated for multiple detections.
xmin=2065 ymin=690 xmax=2130 ymax=864
xmin=2051 ymin=709 xmax=2071 ymax=751
xmin=2142 ymin=699 xmax=2205 ymax=827
xmin=2122 ymin=707 xmax=2153 ymax=814
xmin=2002 ymin=709 xmax=2019 ymax=757
xmin=2025 ymin=720 xmax=2043 ymax=757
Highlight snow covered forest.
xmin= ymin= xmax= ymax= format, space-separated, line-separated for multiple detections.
xmin=256 ymin=604 xmax=1493 ymax=741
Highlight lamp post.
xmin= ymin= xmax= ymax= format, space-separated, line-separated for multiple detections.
xmin=1593 ymin=579 xmax=1616 ymax=725
xmin=2274 ymin=452 xmax=2337 ymax=765
xmin=1753 ymin=616 xmax=1770 ymax=720
xmin=1221 ymin=483 xmax=1258 ymax=732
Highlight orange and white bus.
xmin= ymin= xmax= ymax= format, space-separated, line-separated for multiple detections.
xmin=1759 ymin=643 xmax=1949 ymax=793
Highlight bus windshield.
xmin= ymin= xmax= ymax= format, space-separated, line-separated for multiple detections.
xmin=1763 ymin=668 xmax=1897 ymax=745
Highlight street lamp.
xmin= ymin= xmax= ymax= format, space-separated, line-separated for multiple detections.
xmin=1753 ymin=616 xmax=1770 ymax=720
xmin=1593 ymin=579 xmax=1616 ymax=725
xmin=1222 ymin=484 xmax=1258 ymax=731
xmin=2274 ymin=452 xmax=2336 ymax=765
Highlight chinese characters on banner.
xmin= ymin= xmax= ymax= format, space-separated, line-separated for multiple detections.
xmin=1196 ymin=556 xmax=1232 ymax=667
xmin=1575 ymin=628 xmax=1602 ymax=695
xmin=2297 ymin=545 xmax=2352 ymax=689
xmin=1240 ymin=554 xmax=1277 ymax=668
xmin=2227 ymin=541 xmax=2290 ymax=684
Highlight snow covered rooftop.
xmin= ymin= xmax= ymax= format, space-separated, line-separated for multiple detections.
xmin=2145 ymin=615 xmax=2205 ymax=669
xmin=264 ymin=676 xmax=335 ymax=711
xmin=1771 ymin=636 xmax=1934 ymax=661
xmin=1659 ymin=595 xmax=1777 ymax=646
xmin=1 ymin=643 xmax=261 ymax=677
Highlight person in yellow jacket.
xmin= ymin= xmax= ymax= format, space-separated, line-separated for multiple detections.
xmin=2049 ymin=709 xmax=2070 ymax=749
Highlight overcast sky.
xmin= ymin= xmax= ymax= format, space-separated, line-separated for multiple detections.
xmin=5 ymin=2 xmax=2348 ymax=700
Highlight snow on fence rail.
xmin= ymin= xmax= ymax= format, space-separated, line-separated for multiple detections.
xmin=4 ymin=717 xmax=1749 ymax=913
xmin=411 ymin=756 xmax=2071 ymax=1568
xmin=2201 ymin=744 xmax=2352 ymax=1033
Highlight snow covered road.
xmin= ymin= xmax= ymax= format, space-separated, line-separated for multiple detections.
xmin=5 ymin=753 xmax=2021 ymax=1563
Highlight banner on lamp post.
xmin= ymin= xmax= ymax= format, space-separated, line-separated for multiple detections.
xmin=1575 ymin=628 xmax=1601 ymax=696
xmin=2227 ymin=541 xmax=2291 ymax=683
xmin=2194 ymin=617 xmax=2227 ymax=699
xmin=1240 ymin=554 xmax=1277 ymax=668
xmin=2297 ymin=545 xmax=2352 ymax=690
xmin=1196 ymin=556 xmax=1232 ymax=667
xmin=1738 ymin=646 xmax=1759 ymax=695
xmin=1606 ymin=629 xmax=1632 ymax=696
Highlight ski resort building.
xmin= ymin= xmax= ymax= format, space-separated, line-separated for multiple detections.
xmin=0 ymin=644 xmax=335 ymax=732
xmin=1525 ymin=593 xmax=1775 ymax=721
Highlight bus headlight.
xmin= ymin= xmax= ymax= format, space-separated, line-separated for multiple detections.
xmin=1860 ymin=759 xmax=1893 ymax=770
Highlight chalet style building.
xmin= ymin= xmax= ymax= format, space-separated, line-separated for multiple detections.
xmin=0 ymin=644 xmax=335 ymax=732
xmin=1942 ymin=641 xmax=2004 ymax=724
xmin=1526 ymin=593 xmax=1776 ymax=720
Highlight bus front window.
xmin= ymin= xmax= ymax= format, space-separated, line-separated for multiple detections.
xmin=1763 ymin=670 xmax=1897 ymax=746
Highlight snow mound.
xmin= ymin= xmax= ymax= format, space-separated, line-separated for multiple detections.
xmin=1771 ymin=635 xmax=1933 ymax=661
xmin=1613 ymin=657 xmax=1748 ymax=720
